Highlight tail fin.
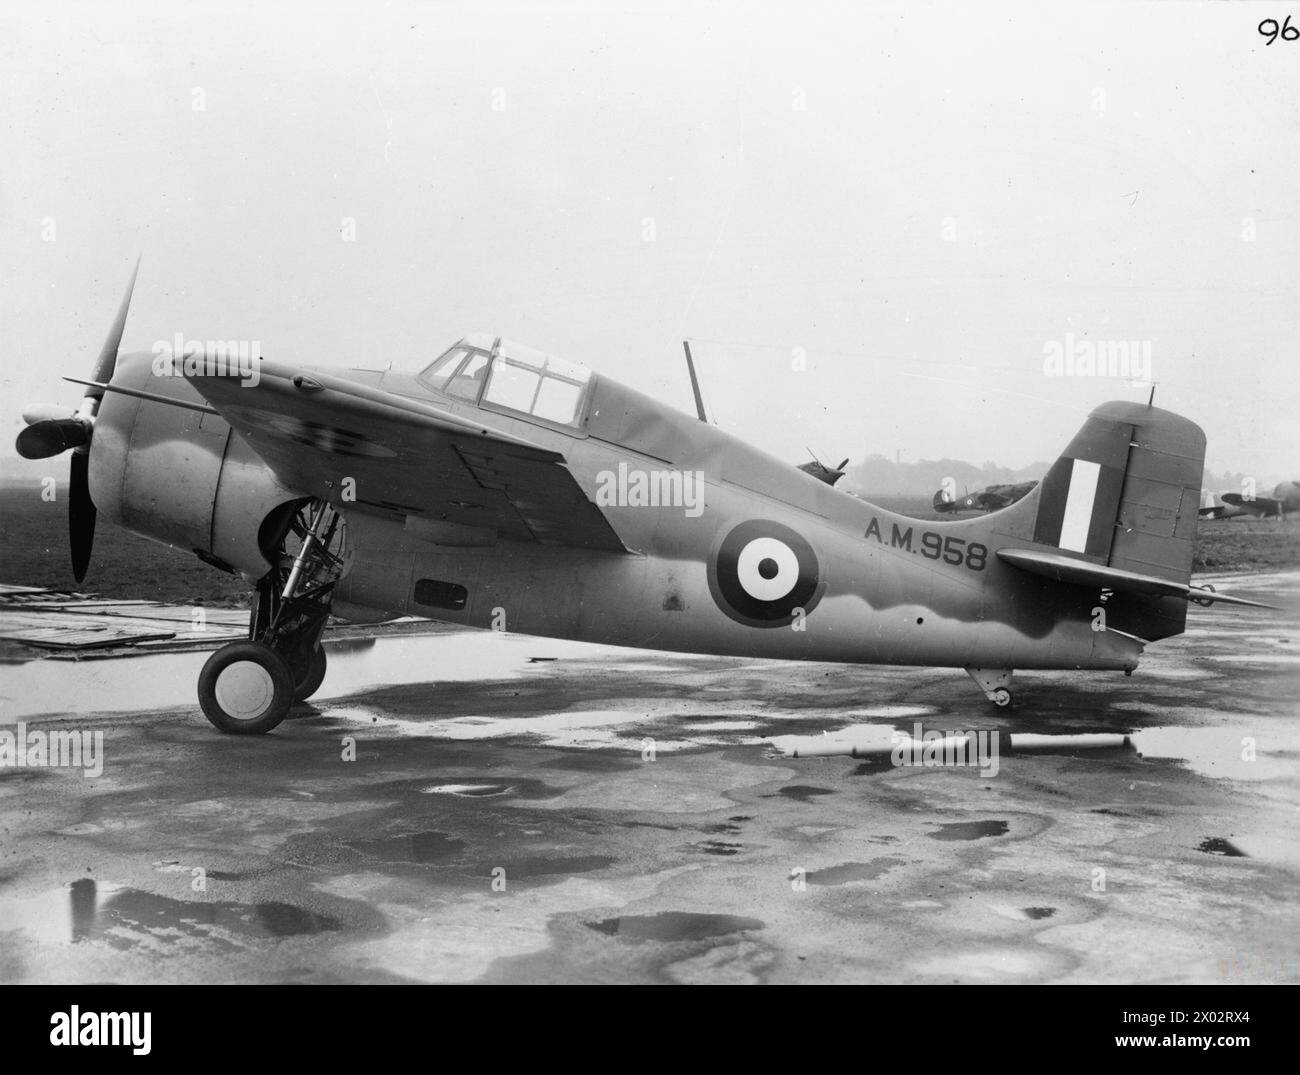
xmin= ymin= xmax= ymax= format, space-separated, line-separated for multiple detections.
xmin=1031 ymin=401 xmax=1204 ymax=582
xmin=999 ymin=401 xmax=1208 ymax=640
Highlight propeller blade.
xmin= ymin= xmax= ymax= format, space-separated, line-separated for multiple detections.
xmin=15 ymin=418 xmax=90 ymax=460
xmin=86 ymin=255 xmax=141 ymax=400
xmin=69 ymin=452 xmax=96 ymax=583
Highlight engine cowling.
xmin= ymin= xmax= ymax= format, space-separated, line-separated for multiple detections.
xmin=88 ymin=351 xmax=308 ymax=580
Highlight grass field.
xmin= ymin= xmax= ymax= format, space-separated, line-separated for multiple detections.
xmin=1 ymin=484 xmax=1295 ymax=605
xmin=1189 ymin=517 xmax=1300 ymax=573
xmin=0 ymin=484 xmax=250 ymax=606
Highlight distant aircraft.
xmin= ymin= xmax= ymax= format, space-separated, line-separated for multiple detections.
xmin=1199 ymin=481 xmax=1300 ymax=520
xmin=14 ymin=262 xmax=1274 ymax=734
xmin=933 ymin=481 xmax=1038 ymax=515
xmin=797 ymin=451 xmax=850 ymax=487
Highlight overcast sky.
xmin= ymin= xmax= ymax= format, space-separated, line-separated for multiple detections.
xmin=3 ymin=0 xmax=1297 ymax=485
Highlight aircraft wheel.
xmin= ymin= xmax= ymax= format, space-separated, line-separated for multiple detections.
xmin=990 ymin=688 xmax=1012 ymax=708
xmin=198 ymin=641 xmax=294 ymax=735
xmin=293 ymin=645 xmax=327 ymax=703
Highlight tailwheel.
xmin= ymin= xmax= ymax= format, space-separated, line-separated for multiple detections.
xmin=292 ymin=645 xmax=327 ymax=703
xmin=965 ymin=666 xmax=1014 ymax=707
xmin=199 ymin=641 xmax=295 ymax=735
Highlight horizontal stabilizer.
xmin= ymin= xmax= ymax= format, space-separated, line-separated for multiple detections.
xmin=997 ymin=547 xmax=1277 ymax=609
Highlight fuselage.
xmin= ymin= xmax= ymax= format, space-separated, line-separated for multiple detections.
xmin=91 ymin=340 xmax=1146 ymax=674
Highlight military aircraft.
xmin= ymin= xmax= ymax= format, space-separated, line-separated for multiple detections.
xmin=1199 ymin=481 xmax=1300 ymax=520
xmin=933 ymin=480 xmax=1038 ymax=515
xmin=797 ymin=451 xmax=850 ymax=488
xmin=14 ymin=264 xmax=1274 ymax=734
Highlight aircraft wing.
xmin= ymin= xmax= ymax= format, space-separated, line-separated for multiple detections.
xmin=180 ymin=361 xmax=629 ymax=552
xmin=1199 ymin=503 xmax=1244 ymax=519
xmin=987 ymin=482 xmax=1037 ymax=510
xmin=1220 ymin=494 xmax=1283 ymax=517
xmin=997 ymin=547 xmax=1277 ymax=608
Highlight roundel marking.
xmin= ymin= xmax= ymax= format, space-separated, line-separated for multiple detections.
xmin=709 ymin=520 xmax=821 ymax=627
xmin=735 ymin=537 xmax=800 ymax=601
xmin=260 ymin=415 xmax=398 ymax=459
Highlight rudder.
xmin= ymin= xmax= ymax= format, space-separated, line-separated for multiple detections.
xmin=1033 ymin=401 xmax=1205 ymax=582
xmin=1006 ymin=400 xmax=1207 ymax=641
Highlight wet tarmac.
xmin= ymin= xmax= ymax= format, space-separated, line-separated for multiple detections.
xmin=0 ymin=570 xmax=1297 ymax=983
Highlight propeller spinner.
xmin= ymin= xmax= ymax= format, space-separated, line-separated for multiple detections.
xmin=14 ymin=257 xmax=140 ymax=582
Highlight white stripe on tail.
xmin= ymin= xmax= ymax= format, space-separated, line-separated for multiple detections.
xmin=1059 ymin=458 xmax=1100 ymax=553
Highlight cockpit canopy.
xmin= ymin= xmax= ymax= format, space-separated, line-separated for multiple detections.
xmin=420 ymin=335 xmax=593 ymax=429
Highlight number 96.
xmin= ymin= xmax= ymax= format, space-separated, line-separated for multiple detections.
xmin=1259 ymin=15 xmax=1299 ymax=44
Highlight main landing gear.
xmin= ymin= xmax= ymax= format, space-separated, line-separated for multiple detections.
xmin=966 ymin=667 xmax=1013 ymax=707
xmin=198 ymin=500 xmax=344 ymax=734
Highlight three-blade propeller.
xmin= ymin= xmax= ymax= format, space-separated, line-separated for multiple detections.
xmin=15 ymin=258 xmax=140 ymax=582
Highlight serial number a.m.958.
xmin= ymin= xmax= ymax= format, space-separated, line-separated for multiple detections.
xmin=863 ymin=518 xmax=988 ymax=571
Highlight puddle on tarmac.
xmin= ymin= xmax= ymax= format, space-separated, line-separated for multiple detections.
xmin=702 ymin=821 xmax=744 ymax=835
xmin=775 ymin=785 xmax=836 ymax=802
xmin=850 ymin=756 xmax=897 ymax=776
xmin=808 ymin=857 xmax=905 ymax=885
xmin=548 ymin=754 xmax=639 ymax=773
xmin=365 ymin=775 xmax=563 ymax=801
xmin=346 ymin=830 xmax=466 ymax=864
xmin=683 ymin=720 xmax=760 ymax=732
xmin=1198 ymin=837 xmax=1248 ymax=858
xmin=0 ymin=878 xmax=342 ymax=949
xmin=422 ymin=783 xmax=512 ymax=797
xmin=694 ymin=841 xmax=743 ymax=856
xmin=325 ymin=637 xmax=377 ymax=656
xmin=586 ymin=911 xmax=765 ymax=942
xmin=856 ymin=706 xmax=940 ymax=719
xmin=929 ymin=820 xmax=1009 ymax=841
xmin=1129 ymin=725 xmax=1299 ymax=782
xmin=494 ymin=855 xmax=614 ymax=878
xmin=324 ymin=706 xmax=749 ymax=751
xmin=2 ymin=632 xmax=658 ymax=720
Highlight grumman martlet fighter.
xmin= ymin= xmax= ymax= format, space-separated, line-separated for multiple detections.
xmin=797 ymin=451 xmax=851 ymax=488
xmin=933 ymin=480 xmax=1038 ymax=515
xmin=1199 ymin=481 xmax=1300 ymax=520
xmin=15 ymin=265 xmax=1273 ymax=734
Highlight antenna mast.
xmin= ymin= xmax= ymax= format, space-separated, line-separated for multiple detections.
xmin=682 ymin=340 xmax=708 ymax=423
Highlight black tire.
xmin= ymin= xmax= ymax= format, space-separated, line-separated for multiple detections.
xmin=198 ymin=641 xmax=294 ymax=735
xmin=293 ymin=645 xmax=327 ymax=703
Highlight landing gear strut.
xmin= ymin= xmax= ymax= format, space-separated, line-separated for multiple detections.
xmin=966 ymin=667 xmax=1013 ymax=707
xmin=199 ymin=500 xmax=344 ymax=734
